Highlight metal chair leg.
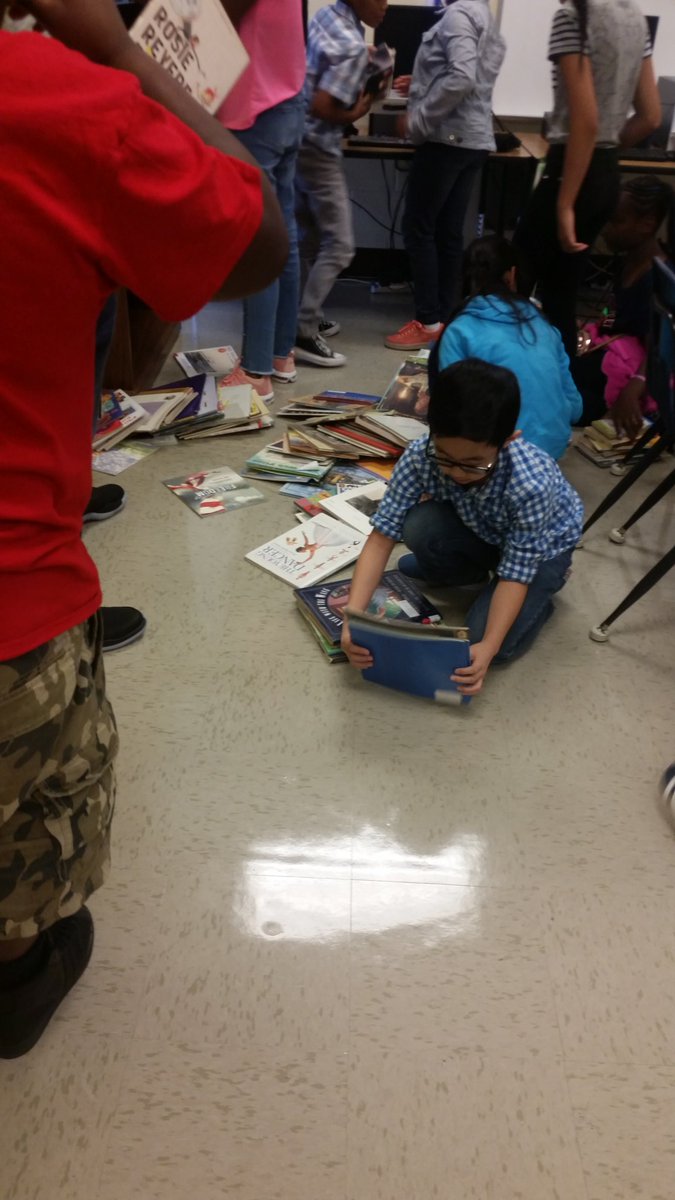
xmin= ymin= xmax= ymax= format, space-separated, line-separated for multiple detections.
xmin=589 ymin=543 xmax=675 ymax=641
xmin=609 ymin=465 xmax=675 ymax=544
xmin=582 ymin=435 xmax=666 ymax=535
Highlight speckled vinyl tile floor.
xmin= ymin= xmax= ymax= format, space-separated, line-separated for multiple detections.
xmin=2 ymin=285 xmax=674 ymax=1200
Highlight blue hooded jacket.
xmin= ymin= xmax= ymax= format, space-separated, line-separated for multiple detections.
xmin=437 ymin=295 xmax=583 ymax=460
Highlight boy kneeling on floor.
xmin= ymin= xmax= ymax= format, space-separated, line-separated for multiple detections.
xmin=342 ymin=358 xmax=584 ymax=695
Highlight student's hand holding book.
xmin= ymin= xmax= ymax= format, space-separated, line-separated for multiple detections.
xmin=451 ymin=641 xmax=494 ymax=696
xmin=341 ymin=619 xmax=374 ymax=670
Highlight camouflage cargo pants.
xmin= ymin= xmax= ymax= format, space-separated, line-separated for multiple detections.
xmin=0 ymin=614 xmax=118 ymax=940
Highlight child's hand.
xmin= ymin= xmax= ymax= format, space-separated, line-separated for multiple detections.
xmin=393 ymin=74 xmax=412 ymax=97
xmin=611 ymin=379 xmax=645 ymax=441
xmin=556 ymin=204 xmax=588 ymax=254
xmin=352 ymin=90 xmax=374 ymax=122
xmin=341 ymin=620 xmax=373 ymax=670
xmin=451 ymin=641 xmax=494 ymax=695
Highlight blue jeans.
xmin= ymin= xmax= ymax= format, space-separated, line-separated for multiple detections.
xmin=234 ymin=93 xmax=304 ymax=374
xmin=402 ymin=501 xmax=573 ymax=662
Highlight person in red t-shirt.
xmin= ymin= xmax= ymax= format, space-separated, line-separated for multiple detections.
xmin=0 ymin=0 xmax=287 ymax=1059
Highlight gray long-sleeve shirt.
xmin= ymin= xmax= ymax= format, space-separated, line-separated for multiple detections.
xmin=407 ymin=0 xmax=506 ymax=150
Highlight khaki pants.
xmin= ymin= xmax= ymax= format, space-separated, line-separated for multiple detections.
xmin=0 ymin=615 xmax=118 ymax=940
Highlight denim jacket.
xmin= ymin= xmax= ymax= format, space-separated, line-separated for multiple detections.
xmin=407 ymin=0 xmax=506 ymax=150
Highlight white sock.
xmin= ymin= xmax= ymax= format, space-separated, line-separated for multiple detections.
xmin=422 ymin=322 xmax=441 ymax=332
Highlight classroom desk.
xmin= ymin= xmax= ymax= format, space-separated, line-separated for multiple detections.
xmin=342 ymin=129 xmax=548 ymax=163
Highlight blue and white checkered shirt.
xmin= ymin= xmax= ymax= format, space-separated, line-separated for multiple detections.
xmin=303 ymin=0 xmax=369 ymax=157
xmin=372 ymin=437 xmax=584 ymax=584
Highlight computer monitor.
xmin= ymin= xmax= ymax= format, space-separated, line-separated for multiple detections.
xmin=374 ymin=4 xmax=442 ymax=77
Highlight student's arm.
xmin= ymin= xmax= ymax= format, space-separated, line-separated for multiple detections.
xmin=311 ymin=89 xmax=373 ymax=126
xmin=407 ymin=10 xmax=479 ymax=144
xmin=556 ymin=54 xmax=599 ymax=253
xmin=341 ymin=531 xmax=395 ymax=668
xmin=619 ymin=57 xmax=661 ymax=149
xmin=611 ymin=357 xmax=648 ymax=440
xmin=219 ymin=0 xmax=257 ymax=27
xmin=20 ymin=0 xmax=287 ymax=298
xmin=452 ymin=581 xmax=527 ymax=695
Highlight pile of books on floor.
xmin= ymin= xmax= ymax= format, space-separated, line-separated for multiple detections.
xmin=277 ymin=389 xmax=380 ymax=420
xmin=244 ymin=443 xmax=334 ymax=486
xmin=575 ymin=417 xmax=656 ymax=468
xmin=294 ymin=570 xmax=442 ymax=663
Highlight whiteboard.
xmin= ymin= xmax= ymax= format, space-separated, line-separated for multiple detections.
xmin=494 ymin=0 xmax=675 ymax=117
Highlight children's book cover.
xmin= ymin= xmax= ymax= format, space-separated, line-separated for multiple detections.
xmin=379 ymin=359 xmax=430 ymax=419
xmin=296 ymin=570 xmax=442 ymax=649
xmin=346 ymin=610 xmax=472 ymax=705
xmin=163 ymin=466 xmax=266 ymax=516
xmin=130 ymin=0 xmax=249 ymax=113
xmin=174 ymin=345 xmax=239 ymax=376
xmin=246 ymin=514 xmax=366 ymax=587
xmin=319 ymin=481 xmax=387 ymax=536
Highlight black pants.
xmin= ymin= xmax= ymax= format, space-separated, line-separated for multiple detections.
xmin=403 ymin=142 xmax=488 ymax=326
xmin=514 ymin=145 xmax=620 ymax=360
xmin=571 ymin=349 xmax=609 ymax=426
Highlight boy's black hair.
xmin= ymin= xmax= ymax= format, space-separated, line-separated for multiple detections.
xmin=428 ymin=358 xmax=521 ymax=446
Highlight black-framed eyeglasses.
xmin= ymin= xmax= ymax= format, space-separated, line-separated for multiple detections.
xmin=425 ymin=438 xmax=496 ymax=476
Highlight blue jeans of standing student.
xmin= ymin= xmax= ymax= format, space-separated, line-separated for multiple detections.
xmin=403 ymin=142 xmax=488 ymax=326
xmin=233 ymin=92 xmax=305 ymax=375
xmin=402 ymin=501 xmax=573 ymax=662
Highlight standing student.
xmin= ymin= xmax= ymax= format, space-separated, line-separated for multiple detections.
xmin=219 ymin=0 xmax=307 ymax=403
xmin=384 ymin=0 xmax=506 ymax=352
xmin=0 ymin=0 xmax=286 ymax=1059
xmin=515 ymin=0 xmax=661 ymax=361
xmin=294 ymin=0 xmax=388 ymax=369
xmin=434 ymin=235 xmax=582 ymax=460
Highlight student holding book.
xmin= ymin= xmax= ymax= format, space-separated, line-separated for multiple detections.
xmin=433 ymin=235 xmax=582 ymax=461
xmin=294 ymin=0 xmax=388 ymax=368
xmin=342 ymin=359 xmax=583 ymax=695
xmin=514 ymin=0 xmax=661 ymax=361
xmin=0 ymin=0 xmax=286 ymax=1059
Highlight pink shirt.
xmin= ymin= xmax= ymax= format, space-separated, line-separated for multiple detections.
xmin=218 ymin=0 xmax=306 ymax=131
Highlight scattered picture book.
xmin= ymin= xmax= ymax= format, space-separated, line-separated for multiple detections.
xmin=163 ymin=466 xmax=266 ymax=517
xmin=246 ymin=514 xmax=366 ymax=588
xmin=295 ymin=570 xmax=442 ymax=663
xmin=319 ymin=480 xmax=387 ymax=536
xmin=379 ymin=357 xmax=430 ymax=419
xmin=245 ymin=444 xmax=333 ymax=485
xmin=93 ymin=390 xmax=146 ymax=452
xmin=174 ymin=345 xmax=239 ymax=376
xmin=277 ymin=390 xmax=380 ymax=420
xmin=93 ymin=441 xmax=159 ymax=475
xmin=346 ymin=609 xmax=472 ymax=706
xmin=129 ymin=0 xmax=249 ymax=114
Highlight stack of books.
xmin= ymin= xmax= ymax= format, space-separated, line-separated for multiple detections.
xmin=295 ymin=570 xmax=442 ymax=663
xmin=277 ymin=389 xmax=380 ymax=420
xmin=575 ymin=417 xmax=655 ymax=468
xmin=93 ymin=390 xmax=146 ymax=452
xmin=279 ymin=411 xmax=425 ymax=462
xmin=244 ymin=443 xmax=333 ymax=485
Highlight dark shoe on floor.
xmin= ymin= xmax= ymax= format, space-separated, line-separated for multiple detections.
xmin=84 ymin=484 xmax=126 ymax=523
xmin=0 ymin=908 xmax=94 ymax=1059
xmin=319 ymin=318 xmax=341 ymax=338
xmin=660 ymin=763 xmax=675 ymax=831
xmin=102 ymin=606 xmax=147 ymax=652
xmin=293 ymin=334 xmax=346 ymax=368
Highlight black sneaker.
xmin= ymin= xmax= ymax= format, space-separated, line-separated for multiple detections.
xmin=293 ymin=334 xmax=346 ymax=368
xmin=84 ymin=484 xmax=126 ymax=523
xmin=0 ymin=908 xmax=94 ymax=1059
xmin=102 ymin=606 xmax=147 ymax=651
xmin=319 ymin=318 xmax=341 ymax=338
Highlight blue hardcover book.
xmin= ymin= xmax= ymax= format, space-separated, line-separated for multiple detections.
xmin=346 ymin=609 xmax=472 ymax=706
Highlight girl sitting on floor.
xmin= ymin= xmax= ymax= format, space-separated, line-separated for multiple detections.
xmin=572 ymin=175 xmax=675 ymax=439
xmin=432 ymin=234 xmax=582 ymax=461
